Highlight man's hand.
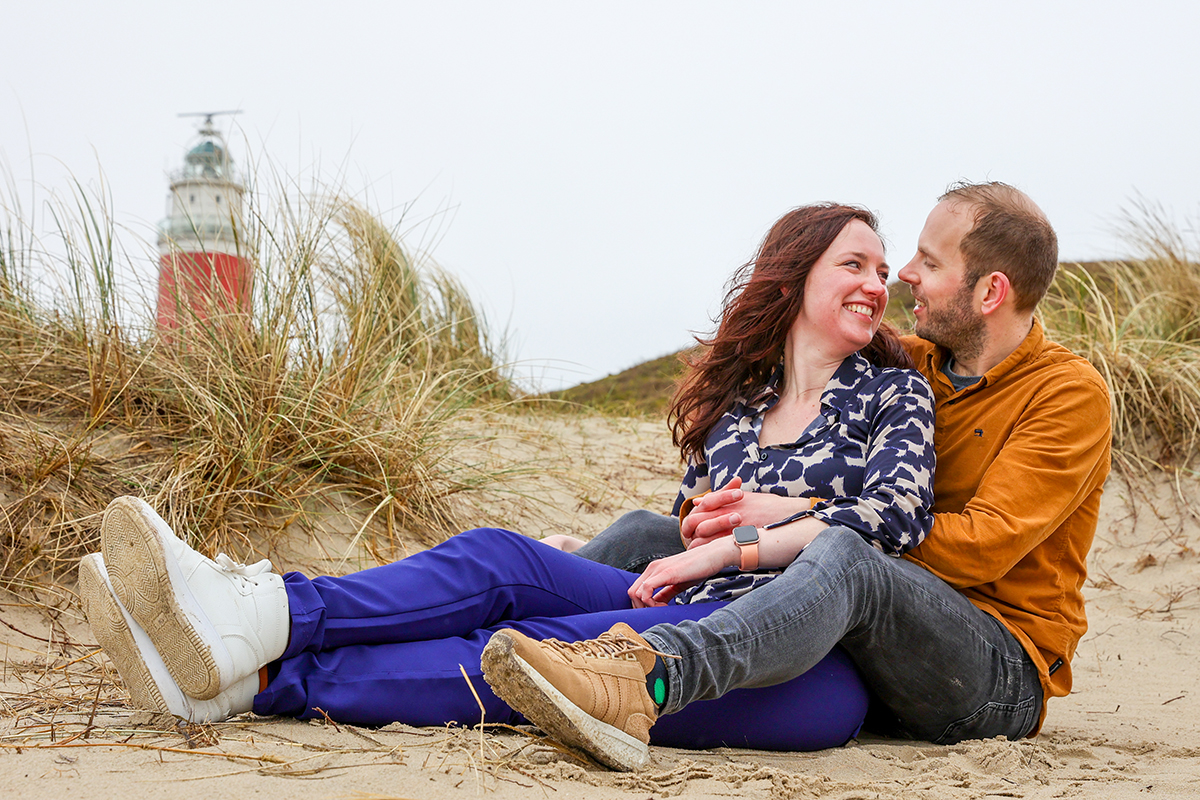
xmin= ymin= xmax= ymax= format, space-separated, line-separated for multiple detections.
xmin=628 ymin=538 xmax=739 ymax=608
xmin=682 ymin=478 xmax=812 ymax=549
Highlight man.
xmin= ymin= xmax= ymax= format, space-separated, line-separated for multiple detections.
xmin=481 ymin=182 xmax=1113 ymax=770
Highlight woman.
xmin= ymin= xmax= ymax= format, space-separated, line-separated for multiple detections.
xmin=80 ymin=203 xmax=934 ymax=752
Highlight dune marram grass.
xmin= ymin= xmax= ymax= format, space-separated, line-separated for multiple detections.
xmin=0 ymin=174 xmax=538 ymax=591
xmin=1043 ymin=216 xmax=1200 ymax=473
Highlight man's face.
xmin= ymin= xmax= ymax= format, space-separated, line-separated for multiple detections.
xmin=898 ymin=201 xmax=985 ymax=362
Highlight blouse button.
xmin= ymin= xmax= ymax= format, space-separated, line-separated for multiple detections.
xmin=759 ymin=451 xmax=769 ymax=461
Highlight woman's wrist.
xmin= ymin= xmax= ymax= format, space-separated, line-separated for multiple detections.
xmin=757 ymin=517 xmax=828 ymax=569
xmin=719 ymin=534 xmax=743 ymax=569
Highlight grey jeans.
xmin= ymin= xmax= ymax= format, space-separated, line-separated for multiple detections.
xmin=577 ymin=511 xmax=1043 ymax=744
xmin=574 ymin=509 xmax=686 ymax=572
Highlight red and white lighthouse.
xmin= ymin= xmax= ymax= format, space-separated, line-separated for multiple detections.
xmin=156 ymin=113 xmax=250 ymax=330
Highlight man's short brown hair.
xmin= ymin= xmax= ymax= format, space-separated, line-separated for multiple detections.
xmin=941 ymin=181 xmax=1058 ymax=312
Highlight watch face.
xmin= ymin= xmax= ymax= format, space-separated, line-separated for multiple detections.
xmin=733 ymin=525 xmax=758 ymax=545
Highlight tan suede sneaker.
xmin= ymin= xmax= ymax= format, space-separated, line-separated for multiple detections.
xmin=481 ymin=622 xmax=662 ymax=771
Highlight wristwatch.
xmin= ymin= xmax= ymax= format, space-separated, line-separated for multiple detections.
xmin=733 ymin=525 xmax=760 ymax=571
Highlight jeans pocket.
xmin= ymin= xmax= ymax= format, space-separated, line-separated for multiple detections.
xmin=935 ymin=695 xmax=1040 ymax=744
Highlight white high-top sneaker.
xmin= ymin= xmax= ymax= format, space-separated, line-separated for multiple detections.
xmin=100 ymin=496 xmax=290 ymax=701
xmin=78 ymin=554 xmax=258 ymax=723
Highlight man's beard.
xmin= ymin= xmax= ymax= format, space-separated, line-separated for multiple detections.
xmin=915 ymin=285 xmax=986 ymax=368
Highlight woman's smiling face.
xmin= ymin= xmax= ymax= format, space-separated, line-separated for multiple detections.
xmin=789 ymin=219 xmax=889 ymax=358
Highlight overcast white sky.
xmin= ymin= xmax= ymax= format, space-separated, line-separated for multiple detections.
xmin=3 ymin=2 xmax=1198 ymax=390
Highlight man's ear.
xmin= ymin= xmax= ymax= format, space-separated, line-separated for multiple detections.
xmin=978 ymin=272 xmax=1011 ymax=315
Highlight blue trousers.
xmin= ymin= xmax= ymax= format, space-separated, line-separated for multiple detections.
xmin=253 ymin=527 xmax=868 ymax=751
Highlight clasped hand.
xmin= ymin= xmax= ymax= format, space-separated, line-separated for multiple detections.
xmin=680 ymin=477 xmax=805 ymax=547
xmin=629 ymin=478 xmax=811 ymax=607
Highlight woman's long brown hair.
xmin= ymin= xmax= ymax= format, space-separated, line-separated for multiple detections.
xmin=670 ymin=204 xmax=913 ymax=463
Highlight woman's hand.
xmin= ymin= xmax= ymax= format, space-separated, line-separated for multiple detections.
xmin=628 ymin=538 xmax=740 ymax=608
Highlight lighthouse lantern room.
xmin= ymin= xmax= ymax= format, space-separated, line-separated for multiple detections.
xmin=156 ymin=112 xmax=250 ymax=330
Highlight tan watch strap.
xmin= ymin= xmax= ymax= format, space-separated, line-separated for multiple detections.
xmin=739 ymin=541 xmax=759 ymax=571
xmin=734 ymin=525 xmax=760 ymax=571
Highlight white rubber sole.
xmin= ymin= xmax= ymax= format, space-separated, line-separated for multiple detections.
xmin=79 ymin=554 xmax=253 ymax=723
xmin=481 ymin=633 xmax=650 ymax=772
xmin=101 ymin=497 xmax=228 ymax=700
xmin=78 ymin=554 xmax=173 ymax=715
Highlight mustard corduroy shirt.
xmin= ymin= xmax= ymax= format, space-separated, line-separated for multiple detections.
xmin=902 ymin=320 xmax=1112 ymax=734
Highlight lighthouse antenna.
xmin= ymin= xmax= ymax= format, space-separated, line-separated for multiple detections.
xmin=178 ymin=110 xmax=243 ymax=136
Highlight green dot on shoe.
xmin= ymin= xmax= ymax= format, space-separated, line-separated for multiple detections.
xmin=653 ymin=677 xmax=666 ymax=706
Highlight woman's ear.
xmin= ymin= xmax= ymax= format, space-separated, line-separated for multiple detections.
xmin=780 ymin=285 xmax=791 ymax=297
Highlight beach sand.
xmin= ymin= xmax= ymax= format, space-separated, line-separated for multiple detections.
xmin=2 ymin=415 xmax=1197 ymax=798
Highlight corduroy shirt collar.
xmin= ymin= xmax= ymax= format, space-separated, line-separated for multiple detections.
xmin=920 ymin=318 xmax=1047 ymax=397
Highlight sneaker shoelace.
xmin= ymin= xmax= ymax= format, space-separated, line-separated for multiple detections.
xmin=214 ymin=553 xmax=274 ymax=586
xmin=545 ymin=631 xmax=679 ymax=662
